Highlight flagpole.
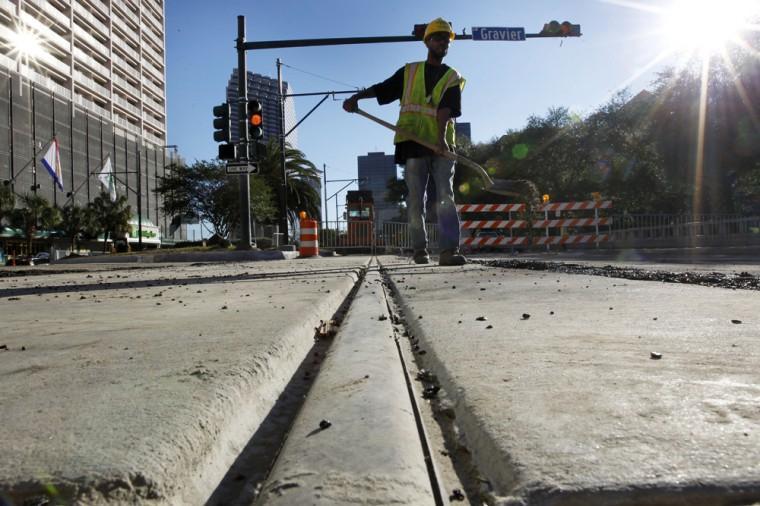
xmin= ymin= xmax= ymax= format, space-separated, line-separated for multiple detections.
xmin=31 ymin=81 xmax=37 ymax=194
xmin=1 ymin=137 xmax=55 ymax=187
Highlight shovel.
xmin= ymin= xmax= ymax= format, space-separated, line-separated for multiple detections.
xmin=354 ymin=108 xmax=539 ymax=201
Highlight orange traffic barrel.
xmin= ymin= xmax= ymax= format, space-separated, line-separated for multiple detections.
xmin=299 ymin=218 xmax=319 ymax=257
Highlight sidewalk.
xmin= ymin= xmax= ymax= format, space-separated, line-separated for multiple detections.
xmin=0 ymin=257 xmax=369 ymax=504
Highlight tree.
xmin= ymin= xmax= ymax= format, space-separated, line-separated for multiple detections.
xmin=0 ymin=184 xmax=14 ymax=226
xmin=60 ymin=203 xmax=94 ymax=253
xmin=9 ymin=194 xmax=61 ymax=254
xmin=257 ymin=139 xmax=322 ymax=230
xmin=648 ymin=29 xmax=760 ymax=213
xmin=87 ymin=193 xmax=131 ymax=252
xmin=384 ymin=175 xmax=408 ymax=221
xmin=155 ymin=159 xmax=276 ymax=242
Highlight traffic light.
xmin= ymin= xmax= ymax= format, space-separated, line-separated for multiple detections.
xmin=412 ymin=24 xmax=427 ymax=39
xmin=540 ymin=20 xmax=581 ymax=37
xmin=212 ymin=102 xmax=232 ymax=143
xmin=247 ymin=99 xmax=263 ymax=140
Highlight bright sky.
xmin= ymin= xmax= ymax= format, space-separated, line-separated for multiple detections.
xmin=165 ymin=0 xmax=758 ymax=222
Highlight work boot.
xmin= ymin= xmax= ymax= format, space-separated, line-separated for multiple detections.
xmin=439 ymin=249 xmax=466 ymax=266
xmin=413 ymin=249 xmax=430 ymax=264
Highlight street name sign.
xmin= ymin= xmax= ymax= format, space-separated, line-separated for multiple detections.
xmin=226 ymin=162 xmax=259 ymax=175
xmin=472 ymin=27 xmax=526 ymax=41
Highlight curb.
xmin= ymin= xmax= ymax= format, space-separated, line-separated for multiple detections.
xmin=55 ymin=250 xmax=299 ymax=264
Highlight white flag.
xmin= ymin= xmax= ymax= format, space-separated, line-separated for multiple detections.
xmin=41 ymin=138 xmax=64 ymax=191
xmin=97 ymin=155 xmax=117 ymax=202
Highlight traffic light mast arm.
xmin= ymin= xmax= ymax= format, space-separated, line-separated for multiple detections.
xmin=242 ymin=28 xmax=580 ymax=50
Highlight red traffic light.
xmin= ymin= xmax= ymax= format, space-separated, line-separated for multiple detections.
xmin=247 ymin=99 xmax=263 ymax=139
xmin=540 ymin=19 xmax=581 ymax=37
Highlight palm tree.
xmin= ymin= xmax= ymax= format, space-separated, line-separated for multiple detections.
xmin=258 ymin=139 xmax=321 ymax=230
xmin=60 ymin=203 xmax=94 ymax=253
xmin=88 ymin=192 xmax=131 ymax=252
xmin=0 ymin=184 xmax=14 ymax=226
xmin=10 ymin=194 xmax=61 ymax=254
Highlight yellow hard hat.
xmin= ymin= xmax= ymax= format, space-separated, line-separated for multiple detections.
xmin=424 ymin=18 xmax=455 ymax=41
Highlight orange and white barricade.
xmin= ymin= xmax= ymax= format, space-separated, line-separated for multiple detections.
xmin=458 ymin=203 xmax=530 ymax=251
xmin=299 ymin=218 xmax=319 ymax=257
xmin=457 ymin=198 xmax=613 ymax=250
xmin=535 ymin=200 xmax=613 ymax=248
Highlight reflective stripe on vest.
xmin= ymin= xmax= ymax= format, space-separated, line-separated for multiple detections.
xmin=395 ymin=61 xmax=465 ymax=147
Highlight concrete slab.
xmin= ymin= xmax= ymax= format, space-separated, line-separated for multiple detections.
xmin=258 ymin=267 xmax=435 ymax=505
xmin=0 ymin=257 xmax=370 ymax=504
xmin=378 ymin=256 xmax=760 ymax=505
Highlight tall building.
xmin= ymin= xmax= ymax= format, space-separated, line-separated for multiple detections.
xmin=0 ymin=0 xmax=170 ymax=237
xmin=225 ymin=70 xmax=297 ymax=148
xmin=357 ymin=151 xmax=398 ymax=230
xmin=455 ymin=121 xmax=471 ymax=143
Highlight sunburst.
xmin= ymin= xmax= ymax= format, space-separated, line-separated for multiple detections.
xmin=600 ymin=0 xmax=759 ymax=214
xmin=4 ymin=20 xmax=47 ymax=70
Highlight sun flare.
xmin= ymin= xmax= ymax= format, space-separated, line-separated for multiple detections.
xmin=661 ymin=0 xmax=758 ymax=56
xmin=5 ymin=22 xmax=46 ymax=65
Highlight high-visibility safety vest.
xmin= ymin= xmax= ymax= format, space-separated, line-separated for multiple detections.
xmin=395 ymin=61 xmax=466 ymax=148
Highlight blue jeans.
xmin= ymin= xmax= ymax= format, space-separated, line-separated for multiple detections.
xmin=404 ymin=156 xmax=460 ymax=252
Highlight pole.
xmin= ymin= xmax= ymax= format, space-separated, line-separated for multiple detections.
xmin=31 ymin=81 xmax=36 ymax=193
xmin=137 ymin=143 xmax=143 ymax=250
xmin=237 ymin=15 xmax=253 ymax=249
xmin=9 ymin=73 xmax=14 ymax=196
xmin=277 ymin=58 xmax=288 ymax=245
xmin=323 ymin=163 xmax=328 ymax=225
xmin=51 ymin=90 xmax=56 ymax=205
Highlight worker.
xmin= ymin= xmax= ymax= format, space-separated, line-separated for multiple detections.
xmin=343 ymin=17 xmax=466 ymax=266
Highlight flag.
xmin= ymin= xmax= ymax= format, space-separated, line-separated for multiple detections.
xmin=41 ymin=137 xmax=64 ymax=191
xmin=97 ymin=155 xmax=116 ymax=202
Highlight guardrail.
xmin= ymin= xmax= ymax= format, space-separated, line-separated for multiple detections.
xmin=610 ymin=214 xmax=760 ymax=244
xmin=381 ymin=221 xmax=440 ymax=252
xmin=317 ymin=220 xmax=379 ymax=254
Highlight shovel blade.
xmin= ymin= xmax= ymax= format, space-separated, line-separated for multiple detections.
xmin=486 ymin=178 xmax=541 ymax=205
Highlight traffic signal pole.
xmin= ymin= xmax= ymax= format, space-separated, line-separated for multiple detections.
xmin=276 ymin=58 xmax=288 ymax=246
xmin=237 ymin=15 xmax=253 ymax=250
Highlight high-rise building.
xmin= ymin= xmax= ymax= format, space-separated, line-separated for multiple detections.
xmin=0 ymin=0 xmax=170 ymax=238
xmin=357 ymin=151 xmax=398 ymax=231
xmin=455 ymin=121 xmax=471 ymax=143
xmin=225 ymin=70 xmax=297 ymax=148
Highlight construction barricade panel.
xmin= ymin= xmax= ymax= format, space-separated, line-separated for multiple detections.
xmin=458 ymin=200 xmax=613 ymax=250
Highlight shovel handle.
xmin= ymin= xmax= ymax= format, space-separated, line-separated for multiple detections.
xmin=354 ymin=107 xmax=494 ymax=185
